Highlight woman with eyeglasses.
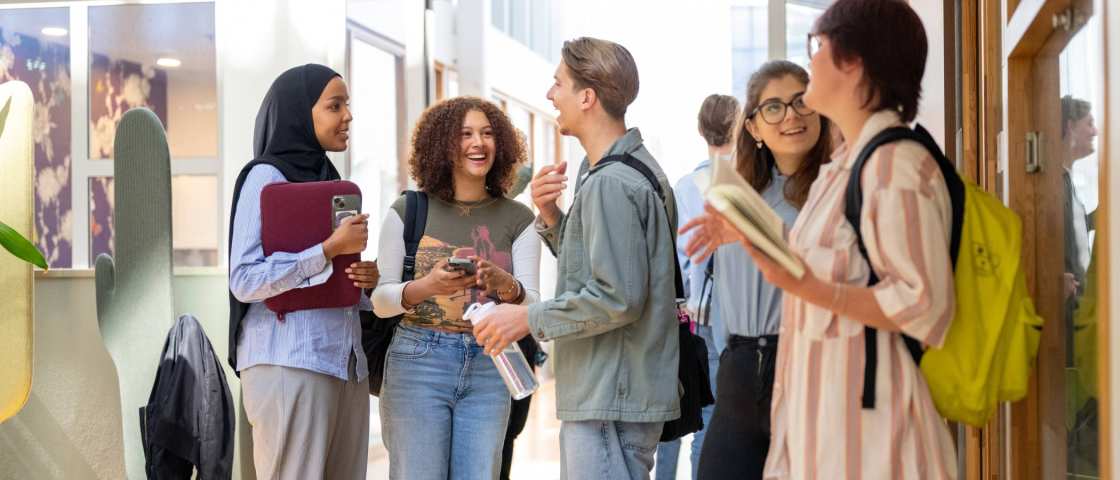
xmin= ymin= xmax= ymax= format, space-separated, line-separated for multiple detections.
xmin=686 ymin=0 xmax=958 ymax=478
xmin=685 ymin=60 xmax=833 ymax=480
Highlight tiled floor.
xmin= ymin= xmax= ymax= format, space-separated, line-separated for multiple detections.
xmin=366 ymin=379 xmax=694 ymax=479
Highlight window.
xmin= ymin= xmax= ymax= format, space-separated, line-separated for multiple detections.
xmin=786 ymin=1 xmax=831 ymax=67
xmin=491 ymin=0 xmax=554 ymax=60
xmin=86 ymin=2 xmax=218 ymax=267
xmin=0 ymin=7 xmax=73 ymax=268
xmin=347 ymin=27 xmax=406 ymax=253
xmin=730 ymin=1 xmax=832 ymax=100
xmin=434 ymin=61 xmax=459 ymax=102
xmin=730 ymin=0 xmax=767 ymax=100
xmin=493 ymin=93 xmax=561 ymax=209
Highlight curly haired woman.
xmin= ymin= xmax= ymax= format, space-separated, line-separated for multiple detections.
xmin=372 ymin=96 xmax=542 ymax=480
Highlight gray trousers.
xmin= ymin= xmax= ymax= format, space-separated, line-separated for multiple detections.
xmin=241 ymin=359 xmax=369 ymax=480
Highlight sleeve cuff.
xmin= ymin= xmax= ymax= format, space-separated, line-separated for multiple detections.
xmin=296 ymin=243 xmax=330 ymax=283
xmin=535 ymin=215 xmax=561 ymax=243
xmin=527 ymin=301 xmax=582 ymax=341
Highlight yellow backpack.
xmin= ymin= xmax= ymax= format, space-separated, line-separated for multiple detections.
xmin=846 ymin=124 xmax=1044 ymax=427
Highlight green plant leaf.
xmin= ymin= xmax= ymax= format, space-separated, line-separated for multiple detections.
xmin=0 ymin=95 xmax=10 ymax=139
xmin=0 ymin=220 xmax=47 ymax=270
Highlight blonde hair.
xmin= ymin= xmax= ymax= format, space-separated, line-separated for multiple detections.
xmin=561 ymin=37 xmax=639 ymax=119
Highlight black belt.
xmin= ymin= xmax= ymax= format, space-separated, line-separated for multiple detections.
xmin=728 ymin=334 xmax=779 ymax=349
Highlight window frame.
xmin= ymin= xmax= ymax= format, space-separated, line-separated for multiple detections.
xmin=0 ymin=0 xmax=221 ymax=270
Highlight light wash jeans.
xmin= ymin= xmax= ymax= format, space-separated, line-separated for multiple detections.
xmin=560 ymin=420 xmax=663 ymax=480
xmin=653 ymin=324 xmax=720 ymax=480
xmin=380 ymin=324 xmax=511 ymax=480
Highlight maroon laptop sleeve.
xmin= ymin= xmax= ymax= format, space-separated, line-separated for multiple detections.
xmin=260 ymin=180 xmax=362 ymax=318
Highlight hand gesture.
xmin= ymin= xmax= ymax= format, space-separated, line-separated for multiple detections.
xmin=531 ymin=161 xmax=568 ymax=227
xmin=679 ymin=204 xmax=744 ymax=262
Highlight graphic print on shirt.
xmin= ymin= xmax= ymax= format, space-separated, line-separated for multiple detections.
xmin=407 ymin=225 xmax=513 ymax=332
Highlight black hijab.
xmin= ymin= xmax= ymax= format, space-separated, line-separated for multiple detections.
xmin=227 ymin=64 xmax=342 ymax=371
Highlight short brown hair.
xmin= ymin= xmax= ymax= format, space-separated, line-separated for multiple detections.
xmin=813 ymin=0 xmax=926 ymax=122
xmin=408 ymin=97 xmax=526 ymax=203
xmin=561 ymin=37 xmax=639 ymax=119
xmin=1061 ymin=95 xmax=1092 ymax=139
xmin=734 ymin=60 xmax=832 ymax=208
xmin=697 ymin=94 xmax=740 ymax=147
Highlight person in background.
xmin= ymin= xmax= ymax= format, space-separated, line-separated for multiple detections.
xmin=228 ymin=64 xmax=377 ymax=480
xmin=685 ymin=61 xmax=832 ymax=480
xmin=652 ymin=93 xmax=739 ymax=480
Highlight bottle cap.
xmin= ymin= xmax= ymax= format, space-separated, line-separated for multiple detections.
xmin=463 ymin=302 xmax=496 ymax=325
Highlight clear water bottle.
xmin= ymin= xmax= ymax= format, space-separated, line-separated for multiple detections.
xmin=464 ymin=302 xmax=539 ymax=400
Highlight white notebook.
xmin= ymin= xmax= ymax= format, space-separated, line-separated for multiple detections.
xmin=703 ymin=153 xmax=805 ymax=279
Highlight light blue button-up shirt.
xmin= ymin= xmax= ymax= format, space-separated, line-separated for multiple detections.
xmin=230 ymin=163 xmax=369 ymax=382
xmin=712 ymin=166 xmax=798 ymax=339
xmin=673 ymin=159 xmax=726 ymax=354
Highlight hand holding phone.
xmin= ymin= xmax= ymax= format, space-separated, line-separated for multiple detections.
xmin=447 ymin=257 xmax=478 ymax=276
xmin=332 ymin=194 xmax=362 ymax=230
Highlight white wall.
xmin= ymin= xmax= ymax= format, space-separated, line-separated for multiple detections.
xmin=556 ymin=0 xmax=735 ymax=184
xmin=217 ymin=0 xmax=348 ymax=265
xmin=911 ymin=0 xmax=947 ymax=150
xmin=0 ymin=270 xmax=235 ymax=480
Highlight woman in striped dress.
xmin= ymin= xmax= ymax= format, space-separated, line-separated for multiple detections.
xmin=683 ymin=0 xmax=958 ymax=478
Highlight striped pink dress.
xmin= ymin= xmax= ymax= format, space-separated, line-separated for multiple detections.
xmin=763 ymin=111 xmax=958 ymax=479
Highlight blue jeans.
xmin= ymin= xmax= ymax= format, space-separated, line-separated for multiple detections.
xmin=653 ymin=324 xmax=720 ymax=480
xmin=380 ymin=324 xmax=511 ymax=480
xmin=560 ymin=420 xmax=663 ymax=480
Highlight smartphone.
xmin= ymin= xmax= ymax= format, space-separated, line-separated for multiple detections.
xmin=447 ymin=257 xmax=477 ymax=276
xmin=331 ymin=194 xmax=362 ymax=230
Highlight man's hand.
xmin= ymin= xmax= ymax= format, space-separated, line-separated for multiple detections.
xmin=472 ymin=303 xmax=531 ymax=356
xmin=531 ymin=161 xmax=568 ymax=228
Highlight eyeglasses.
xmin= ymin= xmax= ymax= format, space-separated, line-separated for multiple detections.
xmin=807 ymin=33 xmax=822 ymax=59
xmin=749 ymin=95 xmax=816 ymax=125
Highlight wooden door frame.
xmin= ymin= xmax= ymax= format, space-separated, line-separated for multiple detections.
xmin=996 ymin=0 xmax=1109 ymax=478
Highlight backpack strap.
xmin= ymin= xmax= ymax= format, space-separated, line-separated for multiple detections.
xmin=699 ymin=256 xmax=716 ymax=326
xmin=596 ymin=154 xmax=686 ymax=301
xmin=844 ymin=124 xmax=965 ymax=410
xmin=402 ymin=191 xmax=429 ymax=281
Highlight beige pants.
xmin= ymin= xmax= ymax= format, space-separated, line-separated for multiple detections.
xmin=242 ymin=359 xmax=369 ymax=480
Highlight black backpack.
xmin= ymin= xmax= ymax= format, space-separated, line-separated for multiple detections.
xmin=597 ymin=154 xmax=715 ymax=442
xmin=361 ymin=190 xmax=428 ymax=396
xmin=843 ymin=125 xmax=965 ymax=410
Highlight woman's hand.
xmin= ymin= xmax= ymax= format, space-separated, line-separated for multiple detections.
xmin=688 ymin=204 xmax=814 ymax=298
xmin=679 ymin=204 xmax=745 ymax=262
xmin=418 ymin=258 xmax=477 ymax=296
xmin=740 ymin=241 xmax=811 ymax=296
xmin=323 ymin=213 xmax=370 ymax=259
xmin=471 ymin=256 xmax=517 ymax=301
xmin=346 ymin=260 xmax=379 ymax=289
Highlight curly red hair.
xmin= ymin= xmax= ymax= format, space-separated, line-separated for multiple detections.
xmin=408 ymin=97 xmax=527 ymax=203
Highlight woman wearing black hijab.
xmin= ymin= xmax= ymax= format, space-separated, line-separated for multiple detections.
xmin=228 ymin=64 xmax=377 ymax=480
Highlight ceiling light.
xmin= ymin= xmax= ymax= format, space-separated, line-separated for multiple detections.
xmin=41 ymin=27 xmax=67 ymax=37
xmin=156 ymin=57 xmax=182 ymax=68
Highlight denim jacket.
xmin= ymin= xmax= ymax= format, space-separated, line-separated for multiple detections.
xmin=528 ymin=128 xmax=681 ymax=423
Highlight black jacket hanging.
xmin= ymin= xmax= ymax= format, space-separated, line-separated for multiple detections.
xmin=141 ymin=314 xmax=235 ymax=480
